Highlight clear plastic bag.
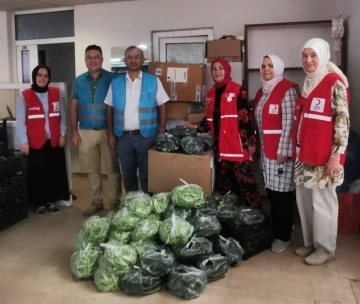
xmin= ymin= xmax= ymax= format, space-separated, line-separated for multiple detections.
xmin=172 ymin=236 xmax=213 ymax=262
xmin=167 ymin=264 xmax=207 ymax=299
xmin=130 ymin=238 xmax=157 ymax=257
xmin=94 ymin=261 xmax=122 ymax=292
xmin=111 ymin=207 xmax=140 ymax=232
xmin=75 ymin=230 xmax=102 ymax=251
xmin=197 ymin=132 xmax=214 ymax=151
xmin=70 ymin=245 xmax=101 ymax=280
xmin=168 ymin=126 xmax=197 ymax=139
xmin=107 ymin=230 xmax=132 ymax=244
xmin=140 ymin=245 xmax=175 ymax=276
xmin=100 ymin=241 xmax=138 ymax=275
xmin=155 ymin=133 xmax=180 ymax=153
xmin=216 ymin=201 xmax=239 ymax=222
xmin=122 ymin=191 xmax=153 ymax=218
xmin=180 ymin=136 xmax=205 ymax=155
xmin=152 ymin=192 xmax=170 ymax=214
xmin=196 ymin=254 xmax=229 ymax=282
xmin=163 ymin=201 xmax=195 ymax=220
xmin=131 ymin=219 xmax=160 ymax=242
xmin=219 ymin=236 xmax=245 ymax=267
xmin=122 ymin=266 xmax=163 ymax=296
xmin=198 ymin=194 xmax=222 ymax=216
xmin=231 ymin=208 xmax=265 ymax=227
xmin=82 ymin=216 xmax=111 ymax=243
xmin=159 ymin=214 xmax=194 ymax=246
xmin=187 ymin=212 xmax=222 ymax=238
xmin=171 ymin=184 xmax=205 ymax=209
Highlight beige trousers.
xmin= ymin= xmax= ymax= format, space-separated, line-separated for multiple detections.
xmin=79 ymin=130 xmax=122 ymax=206
xmin=296 ymin=185 xmax=338 ymax=253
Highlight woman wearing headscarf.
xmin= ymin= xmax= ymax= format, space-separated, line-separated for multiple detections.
xmin=253 ymin=55 xmax=299 ymax=252
xmin=292 ymin=38 xmax=350 ymax=266
xmin=184 ymin=58 xmax=261 ymax=208
xmin=16 ymin=65 xmax=70 ymax=214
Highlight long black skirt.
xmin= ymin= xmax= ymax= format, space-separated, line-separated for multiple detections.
xmin=27 ymin=140 xmax=70 ymax=208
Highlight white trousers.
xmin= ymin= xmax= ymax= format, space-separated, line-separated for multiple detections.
xmin=296 ymin=185 xmax=338 ymax=253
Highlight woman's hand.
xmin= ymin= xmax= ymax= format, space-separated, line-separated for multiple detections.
xmin=277 ymin=154 xmax=288 ymax=165
xmin=182 ymin=121 xmax=197 ymax=129
xmin=59 ymin=135 xmax=66 ymax=148
xmin=20 ymin=143 xmax=29 ymax=155
xmin=327 ymin=153 xmax=341 ymax=178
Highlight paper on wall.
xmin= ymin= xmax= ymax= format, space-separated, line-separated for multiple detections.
xmin=166 ymin=67 xmax=188 ymax=83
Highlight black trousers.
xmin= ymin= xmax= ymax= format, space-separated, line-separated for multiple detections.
xmin=266 ymin=188 xmax=294 ymax=242
xmin=27 ymin=140 xmax=70 ymax=208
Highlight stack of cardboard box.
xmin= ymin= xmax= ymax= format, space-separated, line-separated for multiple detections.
xmin=147 ymin=39 xmax=242 ymax=195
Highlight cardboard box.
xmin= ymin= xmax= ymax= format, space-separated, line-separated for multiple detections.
xmin=166 ymin=102 xmax=189 ymax=119
xmin=149 ymin=62 xmax=206 ymax=103
xmin=207 ymin=40 xmax=242 ymax=63
xmin=187 ymin=113 xmax=205 ymax=123
xmin=148 ymin=149 xmax=214 ymax=195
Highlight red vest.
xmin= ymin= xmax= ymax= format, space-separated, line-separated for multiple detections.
xmin=253 ymin=79 xmax=297 ymax=160
xmin=291 ymin=73 xmax=349 ymax=165
xmin=23 ymin=87 xmax=61 ymax=149
xmin=206 ymin=80 xmax=250 ymax=163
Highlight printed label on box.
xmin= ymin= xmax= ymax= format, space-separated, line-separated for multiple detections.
xmin=166 ymin=67 xmax=188 ymax=83
xmin=155 ymin=68 xmax=162 ymax=76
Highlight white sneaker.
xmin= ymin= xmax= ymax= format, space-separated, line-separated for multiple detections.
xmin=271 ymin=239 xmax=290 ymax=253
xmin=54 ymin=200 xmax=72 ymax=207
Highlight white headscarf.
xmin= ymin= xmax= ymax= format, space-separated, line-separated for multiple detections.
xmin=260 ymin=54 xmax=285 ymax=93
xmin=301 ymin=38 xmax=349 ymax=98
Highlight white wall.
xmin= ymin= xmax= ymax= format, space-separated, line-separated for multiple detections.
xmin=343 ymin=0 xmax=360 ymax=134
xmin=74 ymin=0 xmax=340 ymax=75
xmin=0 ymin=11 xmax=12 ymax=83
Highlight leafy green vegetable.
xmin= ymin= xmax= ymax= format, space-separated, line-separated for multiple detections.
xmin=155 ymin=133 xmax=180 ymax=153
xmin=140 ymin=245 xmax=175 ymax=276
xmin=94 ymin=262 xmax=122 ymax=292
xmin=196 ymin=255 xmax=229 ymax=282
xmin=147 ymin=213 xmax=162 ymax=221
xmin=130 ymin=238 xmax=157 ymax=256
xmin=171 ymin=184 xmax=205 ymax=209
xmin=180 ymin=136 xmax=205 ymax=155
xmin=216 ymin=202 xmax=238 ymax=222
xmin=111 ymin=208 xmax=140 ymax=232
xmin=219 ymin=236 xmax=245 ymax=267
xmin=122 ymin=266 xmax=163 ymax=296
xmin=70 ymin=246 xmax=101 ymax=280
xmin=101 ymin=241 xmax=138 ymax=275
xmin=172 ymin=237 xmax=213 ymax=262
xmin=197 ymin=132 xmax=214 ymax=151
xmin=83 ymin=216 xmax=110 ymax=243
xmin=159 ymin=215 xmax=194 ymax=246
xmin=167 ymin=264 xmax=207 ymax=299
xmin=75 ymin=230 xmax=101 ymax=251
xmin=168 ymin=126 xmax=197 ymax=139
xmin=163 ymin=201 xmax=194 ymax=220
xmin=230 ymin=208 xmax=265 ymax=227
xmin=123 ymin=191 xmax=153 ymax=218
xmin=131 ymin=219 xmax=160 ymax=242
xmin=152 ymin=192 xmax=170 ymax=214
xmin=187 ymin=212 xmax=222 ymax=238
xmin=105 ymin=211 xmax=116 ymax=220
xmin=107 ymin=230 xmax=132 ymax=244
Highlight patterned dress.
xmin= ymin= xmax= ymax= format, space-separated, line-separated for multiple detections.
xmin=255 ymin=87 xmax=298 ymax=192
xmin=199 ymin=85 xmax=261 ymax=208
xmin=294 ymin=81 xmax=350 ymax=189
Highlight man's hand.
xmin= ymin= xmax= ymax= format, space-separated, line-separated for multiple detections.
xmin=20 ymin=143 xmax=29 ymax=155
xmin=327 ymin=153 xmax=341 ymax=178
xmin=248 ymin=145 xmax=256 ymax=156
xmin=72 ymin=131 xmax=81 ymax=147
xmin=277 ymin=154 xmax=288 ymax=165
xmin=59 ymin=135 xmax=66 ymax=148
xmin=109 ymin=134 xmax=116 ymax=149
xmin=182 ymin=121 xmax=197 ymax=129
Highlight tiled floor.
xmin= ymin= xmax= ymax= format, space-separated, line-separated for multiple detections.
xmin=1 ymin=175 xmax=360 ymax=304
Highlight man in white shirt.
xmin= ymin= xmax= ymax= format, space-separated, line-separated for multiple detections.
xmin=105 ymin=46 xmax=169 ymax=193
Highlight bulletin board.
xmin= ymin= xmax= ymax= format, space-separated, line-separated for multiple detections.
xmin=243 ymin=20 xmax=346 ymax=100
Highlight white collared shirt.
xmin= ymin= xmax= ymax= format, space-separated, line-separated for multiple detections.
xmin=105 ymin=71 xmax=169 ymax=130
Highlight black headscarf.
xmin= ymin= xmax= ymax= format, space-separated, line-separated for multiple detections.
xmin=31 ymin=65 xmax=51 ymax=93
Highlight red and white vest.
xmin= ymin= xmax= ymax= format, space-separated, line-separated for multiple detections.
xmin=206 ymin=80 xmax=250 ymax=163
xmin=291 ymin=73 xmax=349 ymax=165
xmin=23 ymin=87 xmax=61 ymax=149
xmin=253 ymin=79 xmax=298 ymax=160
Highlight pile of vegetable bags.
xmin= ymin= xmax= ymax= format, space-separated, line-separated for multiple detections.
xmin=70 ymin=185 xmax=253 ymax=300
xmin=155 ymin=126 xmax=214 ymax=155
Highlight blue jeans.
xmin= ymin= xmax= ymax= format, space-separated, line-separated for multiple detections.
xmin=116 ymin=133 xmax=155 ymax=193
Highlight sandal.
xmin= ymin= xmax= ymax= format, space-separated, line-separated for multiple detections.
xmin=36 ymin=206 xmax=46 ymax=215
xmin=47 ymin=203 xmax=59 ymax=213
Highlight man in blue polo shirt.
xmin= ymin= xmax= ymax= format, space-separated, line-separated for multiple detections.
xmin=105 ymin=46 xmax=169 ymax=194
xmin=70 ymin=45 xmax=122 ymax=216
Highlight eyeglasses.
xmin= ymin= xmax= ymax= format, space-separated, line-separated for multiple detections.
xmin=85 ymin=56 xmax=102 ymax=60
